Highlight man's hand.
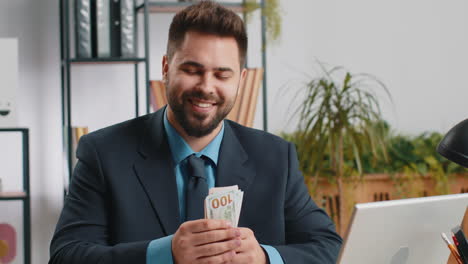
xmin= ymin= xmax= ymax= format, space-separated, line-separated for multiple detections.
xmin=231 ymin=228 xmax=267 ymax=264
xmin=172 ymin=219 xmax=241 ymax=264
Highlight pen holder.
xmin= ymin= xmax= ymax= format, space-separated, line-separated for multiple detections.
xmin=447 ymin=208 xmax=468 ymax=264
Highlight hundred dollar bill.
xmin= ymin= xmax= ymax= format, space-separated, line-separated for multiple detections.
xmin=233 ymin=190 xmax=243 ymax=226
xmin=205 ymin=185 xmax=244 ymax=227
xmin=209 ymin=185 xmax=239 ymax=195
xmin=205 ymin=190 xmax=237 ymax=225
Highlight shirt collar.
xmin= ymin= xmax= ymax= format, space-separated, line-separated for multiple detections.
xmin=163 ymin=108 xmax=224 ymax=165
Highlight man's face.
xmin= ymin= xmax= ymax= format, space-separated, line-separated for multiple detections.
xmin=163 ymin=31 xmax=245 ymax=137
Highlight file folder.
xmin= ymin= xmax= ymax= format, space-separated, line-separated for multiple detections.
xmin=75 ymin=0 xmax=93 ymax=58
xmin=120 ymin=0 xmax=135 ymax=57
xmin=93 ymin=0 xmax=111 ymax=57
xmin=110 ymin=0 xmax=121 ymax=57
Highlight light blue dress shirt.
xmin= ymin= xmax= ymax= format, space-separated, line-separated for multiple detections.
xmin=146 ymin=109 xmax=284 ymax=264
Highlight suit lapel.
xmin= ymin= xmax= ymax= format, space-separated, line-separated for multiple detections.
xmin=133 ymin=108 xmax=181 ymax=235
xmin=132 ymin=115 xmax=255 ymax=235
xmin=216 ymin=122 xmax=255 ymax=192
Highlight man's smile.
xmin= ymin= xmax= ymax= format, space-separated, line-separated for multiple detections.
xmin=188 ymin=98 xmax=218 ymax=113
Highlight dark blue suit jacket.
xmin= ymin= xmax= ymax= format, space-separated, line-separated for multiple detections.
xmin=49 ymin=108 xmax=342 ymax=263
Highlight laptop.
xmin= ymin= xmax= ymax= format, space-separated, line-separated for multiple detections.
xmin=337 ymin=193 xmax=468 ymax=264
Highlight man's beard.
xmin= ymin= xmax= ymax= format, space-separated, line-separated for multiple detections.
xmin=166 ymin=82 xmax=235 ymax=138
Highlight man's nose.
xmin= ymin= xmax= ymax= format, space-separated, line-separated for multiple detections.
xmin=197 ymin=72 xmax=216 ymax=94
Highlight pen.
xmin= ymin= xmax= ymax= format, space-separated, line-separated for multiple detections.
xmin=442 ymin=232 xmax=463 ymax=264
xmin=452 ymin=232 xmax=460 ymax=246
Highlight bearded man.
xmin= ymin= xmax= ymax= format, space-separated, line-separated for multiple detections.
xmin=49 ymin=1 xmax=342 ymax=263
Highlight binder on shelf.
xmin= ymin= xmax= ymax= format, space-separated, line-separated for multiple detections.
xmin=120 ymin=0 xmax=135 ymax=57
xmin=110 ymin=0 xmax=121 ymax=57
xmin=92 ymin=0 xmax=112 ymax=57
xmin=75 ymin=0 xmax=93 ymax=58
xmin=71 ymin=0 xmax=138 ymax=59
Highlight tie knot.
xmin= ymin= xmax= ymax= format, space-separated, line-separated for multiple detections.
xmin=188 ymin=154 xmax=206 ymax=180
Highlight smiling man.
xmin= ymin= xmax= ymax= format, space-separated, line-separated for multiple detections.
xmin=49 ymin=1 xmax=342 ymax=264
xmin=164 ymin=30 xmax=241 ymax=147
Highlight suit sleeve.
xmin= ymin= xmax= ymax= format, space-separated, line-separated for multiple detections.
xmin=49 ymin=135 xmax=150 ymax=264
xmin=273 ymin=142 xmax=343 ymax=263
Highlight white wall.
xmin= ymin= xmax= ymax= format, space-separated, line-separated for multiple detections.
xmin=0 ymin=0 xmax=62 ymax=263
xmin=268 ymin=0 xmax=468 ymax=135
xmin=1 ymin=0 xmax=468 ymax=263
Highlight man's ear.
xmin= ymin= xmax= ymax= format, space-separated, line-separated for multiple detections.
xmin=240 ymin=68 xmax=247 ymax=83
xmin=162 ymin=55 xmax=169 ymax=81
xmin=235 ymin=68 xmax=248 ymax=97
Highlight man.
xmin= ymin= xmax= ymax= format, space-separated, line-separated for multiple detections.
xmin=49 ymin=1 xmax=342 ymax=263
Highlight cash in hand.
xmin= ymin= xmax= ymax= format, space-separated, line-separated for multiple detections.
xmin=204 ymin=185 xmax=244 ymax=227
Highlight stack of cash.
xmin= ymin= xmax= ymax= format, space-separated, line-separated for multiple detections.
xmin=204 ymin=185 xmax=244 ymax=227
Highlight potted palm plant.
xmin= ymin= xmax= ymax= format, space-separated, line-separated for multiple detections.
xmin=291 ymin=64 xmax=392 ymax=233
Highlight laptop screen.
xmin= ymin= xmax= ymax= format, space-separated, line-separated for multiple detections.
xmin=337 ymin=193 xmax=468 ymax=264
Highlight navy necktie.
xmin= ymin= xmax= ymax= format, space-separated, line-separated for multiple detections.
xmin=186 ymin=154 xmax=208 ymax=221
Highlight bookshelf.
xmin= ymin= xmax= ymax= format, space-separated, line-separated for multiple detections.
xmin=69 ymin=57 xmax=146 ymax=64
xmin=59 ymin=0 xmax=151 ymax=182
xmin=0 ymin=192 xmax=27 ymax=200
xmin=59 ymin=0 xmax=268 ymax=188
xmin=0 ymin=128 xmax=30 ymax=264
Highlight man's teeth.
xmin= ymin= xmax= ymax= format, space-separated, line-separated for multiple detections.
xmin=193 ymin=102 xmax=212 ymax=108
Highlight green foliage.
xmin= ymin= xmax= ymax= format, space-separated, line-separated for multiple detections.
xmin=243 ymin=0 xmax=282 ymax=43
xmin=283 ymin=127 xmax=468 ymax=194
xmin=361 ymin=130 xmax=466 ymax=194
xmin=287 ymin=65 xmax=391 ymax=183
xmin=285 ymin=65 xmax=393 ymax=232
xmin=283 ymin=62 xmax=467 ymax=200
xmin=362 ymin=131 xmax=465 ymax=173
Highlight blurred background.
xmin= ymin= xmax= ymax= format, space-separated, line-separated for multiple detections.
xmin=0 ymin=0 xmax=467 ymax=262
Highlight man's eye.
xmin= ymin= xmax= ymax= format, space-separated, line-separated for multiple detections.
xmin=217 ymin=73 xmax=232 ymax=80
xmin=183 ymin=68 xmax=200 ymax=74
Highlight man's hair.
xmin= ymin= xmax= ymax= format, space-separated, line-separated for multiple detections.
xmin=167 ymin=1 xmax=248 ymax=68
